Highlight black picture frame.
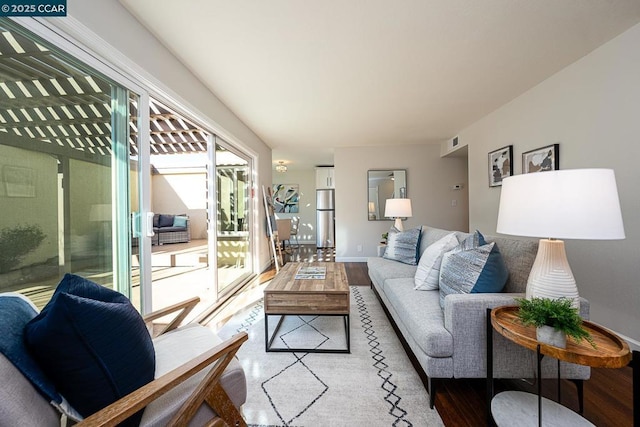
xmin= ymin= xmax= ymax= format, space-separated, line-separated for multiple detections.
xmin=488 ymin=145 xmax=513 ymax=187
xmin=522 ymin=144 xmax=560 ymax=173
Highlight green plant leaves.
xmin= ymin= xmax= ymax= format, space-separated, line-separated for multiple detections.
xmin=515 ymin=297 xmax=596 ymax=348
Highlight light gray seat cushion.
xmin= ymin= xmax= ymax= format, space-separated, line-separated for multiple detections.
xmin=141 ymin=323 xmax=247 ymax=426
xmin=383 ymin=279 xmax=452 ymax=357
xmin=366 ymin=257 xmax=416 ymax=291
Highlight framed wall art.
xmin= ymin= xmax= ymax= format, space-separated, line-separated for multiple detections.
xmin=272 ymin=183 xmax=299 ymax=213
xmin=488 ymin=145 xmax=513 ymax=187
xmin=522 ymin=144 xmax=559 ymax=173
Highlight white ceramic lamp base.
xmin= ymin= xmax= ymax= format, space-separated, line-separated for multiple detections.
xmin=394 ymin=218 xmax=404 ymax=231
xmin=526 ymin=239 xmax=579 ymax=308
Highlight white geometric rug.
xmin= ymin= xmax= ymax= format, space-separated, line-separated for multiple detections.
xmin=218 ymin=286 xmax=444 ymax=427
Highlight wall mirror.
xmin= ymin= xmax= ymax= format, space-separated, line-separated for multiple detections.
xmin=367 ymin=169 xmax=407 ymax=220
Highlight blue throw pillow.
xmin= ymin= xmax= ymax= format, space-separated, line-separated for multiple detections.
xmin=158 ymin=214 xmax=174 ymax=228
xmin=173 ymin=215 xmax=188 ymax=228
xmin=383 ymin=226 xmax=422 ymax=265
xmin=438 ymin=232 xmax=509 ymax=308
xmin=0 ymin=293 xmax=60 ymax=404
xmin=24 ymin=274 xmax=155 ymax=426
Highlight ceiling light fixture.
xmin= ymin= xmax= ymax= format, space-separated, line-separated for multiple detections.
xmin=275 ymin=161 xmax=287 ymax=173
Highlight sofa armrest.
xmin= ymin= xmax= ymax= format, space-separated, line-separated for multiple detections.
xmin=444 ymin=292 xmax=524 ymax=340
xmin=444 ymin=293 xmax=591 ymax=379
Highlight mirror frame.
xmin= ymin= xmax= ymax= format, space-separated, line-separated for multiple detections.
xmin=367 ymin=169 xmax=407 ymax=221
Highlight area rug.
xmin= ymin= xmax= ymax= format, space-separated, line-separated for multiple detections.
xmin=217 ymin=286 xmax=444 ymax=427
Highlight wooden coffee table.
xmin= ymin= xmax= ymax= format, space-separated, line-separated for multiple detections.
xmin=263 ymin=262 xmax=350 ymax=353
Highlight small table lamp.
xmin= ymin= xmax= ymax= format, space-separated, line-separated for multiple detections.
xmin=385 ymin=198 xmax=412 ymax=231
xmin=497 ymin=169 xmax=625 ymax=307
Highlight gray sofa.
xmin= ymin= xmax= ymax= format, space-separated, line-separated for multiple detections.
xmin=367 ymin=225 xmax=590 ymax=407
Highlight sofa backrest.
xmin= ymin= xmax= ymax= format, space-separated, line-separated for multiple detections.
xmin=419 ymin=225 xmax=538 ymax=294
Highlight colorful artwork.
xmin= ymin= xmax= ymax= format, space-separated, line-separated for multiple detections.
xmin=272 ymin=184 xmax=299 ymax=213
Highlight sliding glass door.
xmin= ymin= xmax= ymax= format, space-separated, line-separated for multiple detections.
xmin=216 ymin=140 xmax=252 ymax=295
xmin=0 ymin=19 xmax=132 ymax=306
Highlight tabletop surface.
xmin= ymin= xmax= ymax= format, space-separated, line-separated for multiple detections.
xmin=491 ymin=306 xmax=631 ymax=369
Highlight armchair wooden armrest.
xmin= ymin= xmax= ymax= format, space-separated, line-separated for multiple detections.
xmin=77 ymin=331 xmax=248 ymax=427
xmin=143 ymin=297 xmax=200 ymax=337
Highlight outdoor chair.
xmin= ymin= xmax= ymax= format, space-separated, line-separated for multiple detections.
xmin=0 ymin=274 xmax=248 ymax=427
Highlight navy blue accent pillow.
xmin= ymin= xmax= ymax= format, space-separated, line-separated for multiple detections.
xmin=0 ymin=294 xmax=61 ymax=405
xmin=24 ymin=274 xmax=155 ymax=426
xmin=158 ymin=214 xmax=174 ymax=227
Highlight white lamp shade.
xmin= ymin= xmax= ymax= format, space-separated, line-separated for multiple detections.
xmin=497 ymin=169 xmax=625 ymax=240
xmin=385 ymin=198 xmax=412 ymax=219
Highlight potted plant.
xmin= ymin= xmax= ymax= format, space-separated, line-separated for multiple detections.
xmin=515 ymin=297 xmax=596 ymax=349
xmin=380 ymin=232 xmax=388 ymax=245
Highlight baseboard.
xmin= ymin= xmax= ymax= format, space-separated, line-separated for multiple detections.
xmin=336 ymin=256 xmax=368 ymax=262
xmin=616 ymin=331 xmax=640 ymax=351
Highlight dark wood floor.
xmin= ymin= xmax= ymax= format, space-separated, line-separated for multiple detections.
xmin=272 ymin=245 xmax=635 ymax=426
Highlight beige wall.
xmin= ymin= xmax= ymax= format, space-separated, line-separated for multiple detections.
xmin=272 ymin=169 xmax=316 ymax=243
xmin=458 ymin=23 xmax=640 ymax=347
xmin=151 ymin=171 xmax=207 ymax=239
xmin=335 ymin=144 xmax=468 ymax=260
xmin=0 ymin=145 xmax=58 ymax=267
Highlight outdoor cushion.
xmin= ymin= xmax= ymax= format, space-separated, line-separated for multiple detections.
xmin=158 ymin=214 xmax=175 ymax=227
xmin=24 ymin=274 xmax=155 ymax=426
xmin=173 ymin=215 xmax=188 ymax=228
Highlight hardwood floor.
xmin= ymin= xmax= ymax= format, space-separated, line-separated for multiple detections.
xmin=259 ymin=247 xmax=635 ymax=426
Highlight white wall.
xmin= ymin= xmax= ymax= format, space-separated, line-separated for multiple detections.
xmin=55 ymin=0 xmax=273 ymax=271
xmin=459 ymin=23 xmax=640 ymax=347
xmin=335 ymin=144 xmax=468 ymax=261
xmin=272 ymin=169 xmax=316 ymax=244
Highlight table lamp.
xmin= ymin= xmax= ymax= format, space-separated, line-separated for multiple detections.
xmin=497 ymin=169 xmax=625 ymax=308
xmin=385 ymin=198 xmax=412 ymax=231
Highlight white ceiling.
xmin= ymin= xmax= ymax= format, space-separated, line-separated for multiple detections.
xmin=120 ymin=0 xmax=640 ymax=170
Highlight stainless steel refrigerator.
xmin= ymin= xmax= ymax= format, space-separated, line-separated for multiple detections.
xmin=316 ymin=189 xmax=335 ymax=248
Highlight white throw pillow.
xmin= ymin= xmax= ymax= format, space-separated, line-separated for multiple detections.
xmin=414 ymin=232 xmax=460 ymax=290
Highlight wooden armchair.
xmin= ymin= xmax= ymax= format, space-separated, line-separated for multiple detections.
xmin=79 ymin=297 xmax=248 ymax=427
xmin=0 ymin=294 xmax=248 ymax=427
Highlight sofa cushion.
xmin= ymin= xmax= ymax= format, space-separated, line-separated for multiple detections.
xmin=367 ymin=257 xmax=417 ymax=291
xmin=439 ymin=238 xmax=509 ymax=308
xmin=383 ymin=226 xmax=422 ymax=265
xmin=24 ymin=274 xmax=155 ymax=426
xmin=158 ymin=214 xmax=175 ymax=228
xmin=153 ymin=214 xmax=160 ymax=228
xmin=418 ymin=226 xmax=470 ymax=258
xmin=173 ymin=215 xmax=188 ymax=228
xmin=414 ymin=232 xmax=460 ymax=291
xmin=383 ymin=278 xmax=453 ymax=358
xmin=141 ymin=324 xmax=247 ymax=426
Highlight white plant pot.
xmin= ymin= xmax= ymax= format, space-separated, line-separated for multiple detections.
xmin=536 ymin=325 xmax=567 ymax=348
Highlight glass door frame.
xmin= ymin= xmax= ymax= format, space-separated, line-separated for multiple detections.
xmin=16 ymin=16 xmax=259 ymax=314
